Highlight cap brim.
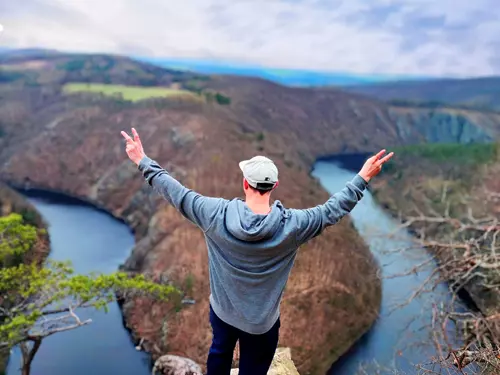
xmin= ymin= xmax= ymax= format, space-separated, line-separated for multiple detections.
xmin=239 ymin=160 xmax=249 ymax=172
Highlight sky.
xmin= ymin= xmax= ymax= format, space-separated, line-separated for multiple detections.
xmin=1 ymin=0 xmax=499 ymax=77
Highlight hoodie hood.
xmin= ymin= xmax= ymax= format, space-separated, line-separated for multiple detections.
xmin=225 ymin=199 xmax=285 ymax=242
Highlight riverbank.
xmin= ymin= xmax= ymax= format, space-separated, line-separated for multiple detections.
xmin=11 ymin=186 xmax=150 ymax=349
xmin=366 ymin=144 xmax=500 ymax=373
xmin=311 ymin=160 xmax=468 ymax=374
xmin=369 ymin=144 xmax=500 ymax=316
xmin=5 ymin=192 xmax=153 ymax=375
xmin=0 ymin=184 xmax=50 ymax=374
xmin=7 ymin=183 xmax=134 ymax=233
xmin=314 ymin=152 xmax=372 ymax=172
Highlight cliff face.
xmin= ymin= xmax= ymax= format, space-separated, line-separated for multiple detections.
xmin=0 ymin=52 xmax=399 ymax=374
xmin=340 ymin=76 xmax=500 ymax=144
xmin=388 ymin=106 xmax=500 ymax=144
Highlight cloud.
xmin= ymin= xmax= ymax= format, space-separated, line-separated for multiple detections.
xmin=0 ymin=0 xmax=499 ymax=77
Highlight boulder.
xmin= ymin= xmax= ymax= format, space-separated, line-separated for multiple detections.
xmin=152 ymin=354 xmax=203 ymax=375
xmin=230 ymin=348 xmax=299 ymax=375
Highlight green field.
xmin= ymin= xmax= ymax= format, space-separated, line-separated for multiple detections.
xmin=63 ymin=83 xmax=198 ymax=102
xmin=391 ymin=142 xmax=499 ymax=165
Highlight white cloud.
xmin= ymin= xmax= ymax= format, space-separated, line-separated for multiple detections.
xmin=0 ymin=0 xmax=499 ymax=77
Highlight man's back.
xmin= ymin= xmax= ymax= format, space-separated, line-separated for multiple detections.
xmin=205 ymin=198 xmax=298 ymax=334
xmin=135 ymin=155 xmax=368 ymax=331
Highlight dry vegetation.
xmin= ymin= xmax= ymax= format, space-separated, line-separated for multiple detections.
xmin=369 ymin=143 xmax=500 ymax=374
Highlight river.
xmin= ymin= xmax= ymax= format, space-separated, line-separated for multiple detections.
xmin=315 ymin=158 xmax=470 ymax=375
xmin=6 ymin=159 xmax=470 ymax=375
xmin=6 ymin=192 xmax=152 ymax=375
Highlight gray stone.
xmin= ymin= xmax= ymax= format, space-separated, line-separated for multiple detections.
xmin=152 ymin=354 xmax=203 ymax=375
xmin=230 ymin=348 xmax=300 ymax=375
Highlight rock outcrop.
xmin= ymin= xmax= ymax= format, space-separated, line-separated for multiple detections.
xmin=230 ymin=348 xmax=299 ymax=375
xmin=152 ymin=354 xmax=203 ymax=375
xmin=152 ymin=348 xmax=299 ymax=375
xmin=388 ymin=106 xmax=500 ymax=144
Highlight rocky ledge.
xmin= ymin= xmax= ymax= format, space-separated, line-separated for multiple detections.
xmin=152 ymin=347 xmax=299 ymax=375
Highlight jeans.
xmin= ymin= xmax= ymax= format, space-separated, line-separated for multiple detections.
xmin=206 ymin=305 xmax=280 ymax=375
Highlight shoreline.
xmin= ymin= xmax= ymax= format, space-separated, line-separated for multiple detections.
xmin=311 ymin=156 xmax=485 ymax=315
xmin=0 ymin=183 xmax=52 ymax=375
xmin=5 ymin=182 xmax=134 ymax=231
xmin=9 ymin=185 xmax=156 ymax=374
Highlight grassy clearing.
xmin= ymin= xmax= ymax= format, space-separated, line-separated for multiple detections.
xmin=63 ymin=83 xmax=198 ymax=102
xmin=390 ymin=142 xmax=499 ymax=165
xmin=379 ymin=143 xmax=499 ymax=192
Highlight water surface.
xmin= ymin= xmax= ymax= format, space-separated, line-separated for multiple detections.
xmin=313 ymin=160 xmax=468 ymax=374
xmin=7 ymin=193 xmax=152 ymax=375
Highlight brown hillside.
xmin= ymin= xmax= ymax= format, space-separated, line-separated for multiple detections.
xmin=206 ymin=75 xmax=401 ymax=159
xmin=0 ymin=53 xmax=406 ymax=374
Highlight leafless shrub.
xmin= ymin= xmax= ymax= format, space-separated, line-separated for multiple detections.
xmin=372 ymin=187 xmax=500 ymax=374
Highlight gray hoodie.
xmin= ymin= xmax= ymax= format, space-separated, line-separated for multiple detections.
xmin=138 ymin=156 xmax=368 ymax=334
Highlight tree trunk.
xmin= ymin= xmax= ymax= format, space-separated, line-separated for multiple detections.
xmin=21 ymin=361 xmax=31 ymax=375
xmin=20 ymin=338 xmax=42 ymax=375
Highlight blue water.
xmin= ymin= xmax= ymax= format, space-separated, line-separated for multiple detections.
xmin=6 ymin=195 xmax=152 ymax=375
xmin=314 ymin=161 xmax=470 ymax=374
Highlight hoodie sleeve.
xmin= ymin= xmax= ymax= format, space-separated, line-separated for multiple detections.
xmin=138 ymin=156 xmax=226 ymax=232
xmin=291 ymin=174 xmax=368 ymax=246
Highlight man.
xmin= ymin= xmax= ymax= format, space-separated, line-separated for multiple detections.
xmin=121 ymin=128 xmax=393 ymax=375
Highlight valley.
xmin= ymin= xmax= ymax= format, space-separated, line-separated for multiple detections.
xmin=0 ymin=51 xmax=388 ymax=375
xmin=1 ymin=48 xmax=500 ymax=374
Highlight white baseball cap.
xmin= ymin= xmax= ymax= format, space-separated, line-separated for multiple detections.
xmin=239 ymin=156 xmax=278 ymax=191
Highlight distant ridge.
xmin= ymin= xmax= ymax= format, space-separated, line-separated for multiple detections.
xmin=342 ymin=76 xmax=500 ymax=110
xmin=135 ymin=56 xmax=429 ymax=87
xmin=0 ymin=47 xmax=437 ymax=87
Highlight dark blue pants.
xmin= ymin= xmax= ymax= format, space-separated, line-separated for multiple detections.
xmin=206 ymin=305 xmax=280 ymax=375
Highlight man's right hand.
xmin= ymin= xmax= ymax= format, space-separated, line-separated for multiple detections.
xmin=121 ymin=128 xmax=146 ymax=166
xmin=358 ymin=149 xmax=394 ymax=182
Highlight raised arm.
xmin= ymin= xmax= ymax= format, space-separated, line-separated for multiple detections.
xmin=292 ymin=149 xmax=394 ymax=246
xmin=121 ymin=128 xmax=225 ymax=232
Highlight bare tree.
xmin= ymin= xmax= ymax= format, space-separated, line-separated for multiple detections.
xmin=373 ymin=186 xmax=500 ymax=374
